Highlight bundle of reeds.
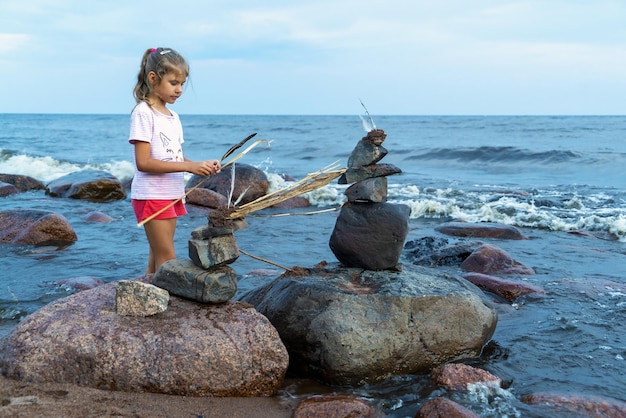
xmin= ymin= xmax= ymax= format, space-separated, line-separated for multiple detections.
xmin=226 ymin=161 xmax=346 ymax=219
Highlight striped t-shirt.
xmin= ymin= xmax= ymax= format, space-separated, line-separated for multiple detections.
xmin=129 ymin=102 xmax=185 ymax=200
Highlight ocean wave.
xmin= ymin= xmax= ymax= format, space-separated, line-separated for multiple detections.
xmin=4 ymin=149 xmax=624 ymax=242
xmin=0 ymin=150 xmax=135 ymax=183
xmin=263 ymin=172 xmax=626 ymax=242
xmin=404 ymin=146 xmax=582 ymax=164
xmin=389 ymin=184 xmax=626 ymax=242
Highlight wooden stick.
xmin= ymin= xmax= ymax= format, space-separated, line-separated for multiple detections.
xmin=136 ymin=138 xmax=269 ymax=227
xmin=239 ymin=249 xmax=293 ymax=272
xmin=263 ymin=207 xmax=340 ymax=217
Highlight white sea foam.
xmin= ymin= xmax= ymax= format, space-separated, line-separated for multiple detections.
xmin=265 ymin=172 xmax=346 ymax=207
xmin=303 ymin=185 xmax=346 ymax=207
xmin=463 ymin=382 xmax=522 ymax=418
xmin=0 ymin=153 xmax=136 ymax=183
xmin=97 ymin=160 xmax=135 ymax=182
xmin=390 ymin=186 xmax=626 ymax=242
xmin=0 ymin=154 xmax=82 ymax=183
xmin=609 ymin=214 xmax=626 ymax=241
xmin=266 ymin=172 xmax=288 ymax=193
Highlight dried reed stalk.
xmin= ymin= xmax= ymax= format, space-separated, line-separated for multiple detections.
xmin=239 ymin=249 xmax=293 ymax=271
xmin=227 ymin=161 xmax=346 ymax=219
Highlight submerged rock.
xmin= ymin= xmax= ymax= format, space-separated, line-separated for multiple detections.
xmin=239 ymin=263 xmax=497 ymax=386
xmin=430 ymin=363 xmax=502 ymax=391
xmin=462 ymin=272 xmax=544 ymax=302
xmin=292 ymin=394 xmax=381 ymax=418
xmin=435 ymin=221 xmax=527 ymax=240
xmin=416 ymin=397 xmax=480 ymax=418
xmin=460 ymin=244 xmax=535 ymax=275
xmin=81 ymin=211 xmax=113 ymax=223
xmin=404 ymin=237 xmax=482 ymax=267
xmin=0 ymin=209 xmax=77 ymax=246
xmin=0 ymin=174 xmax=47 ymax=192
xmin=521 ymin=392 xmax=626 ymax=418
xmin=0 ymin=181 xmax=19 ymax=197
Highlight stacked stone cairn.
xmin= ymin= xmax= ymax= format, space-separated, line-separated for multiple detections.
xmin=329 ymin=129 xmax=411 ymax=270
xmin=116 ymin=215 xmax=248 ymax=315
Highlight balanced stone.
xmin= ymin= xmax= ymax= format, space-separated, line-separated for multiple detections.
xmin=188 ymin=234 xmax=240 ymax=269
xmin=347 ymin=139 xmax=388 ymax=168
xmin=338 ymin=163 xmax=402 ymax=185
xmin=362 ymin=129 xmax=387 ymax=146
xmin=329 ymin=202 xmax=410 ymax=270
xmin=153 ymin=259 xmax=237 ymax=304
xmin=344 ymin=177 xmax=387 ymax=203
xmin=115 ymin=280 xmax=169 ymax=317
xmin=191 ymin=220 xmax=248 ymax=239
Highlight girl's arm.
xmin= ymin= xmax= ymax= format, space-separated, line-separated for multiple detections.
xmin=134 ymin=142 xmax=220 ymax=176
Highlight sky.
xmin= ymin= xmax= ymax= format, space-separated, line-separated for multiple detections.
xmin=1 ymin=0 xmax=625 ymax=115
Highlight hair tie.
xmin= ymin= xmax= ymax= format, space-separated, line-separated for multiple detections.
xmin=150 ymin=48 xmax=157 ymax=53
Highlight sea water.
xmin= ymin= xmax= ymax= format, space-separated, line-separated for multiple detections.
xmin=1 ymin=113 xmax=625 ymax=417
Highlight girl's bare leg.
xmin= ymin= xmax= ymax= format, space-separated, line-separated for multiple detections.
xmin=146 ymin=247 xmax=155 ymax=275
xmin=143 ymin=217 xmax=177 ymax=274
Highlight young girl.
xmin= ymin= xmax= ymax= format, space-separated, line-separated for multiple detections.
xmin=129 ymin=47 xmax=221 ymax=275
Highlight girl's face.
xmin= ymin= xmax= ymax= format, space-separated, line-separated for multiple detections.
xmin=149 ymin=71 xmax=186 ymax=105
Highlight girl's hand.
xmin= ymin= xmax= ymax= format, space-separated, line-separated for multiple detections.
xmin=209 ymin=160 xmax=221 ymax=174
xmin=190 ymin=160 xmax=221 ymax=176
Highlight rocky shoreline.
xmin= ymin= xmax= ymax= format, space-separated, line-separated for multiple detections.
xmin=2 ymin=129 xmax=626 ymax=417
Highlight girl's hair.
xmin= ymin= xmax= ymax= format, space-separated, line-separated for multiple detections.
xmin=133 ymin=47 xmax=190 ymax=104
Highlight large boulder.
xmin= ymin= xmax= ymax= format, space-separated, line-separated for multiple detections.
xmin=0 ymin=209 xmax=77 ymax=246
xmin=186 ymin=163 xmax=269 ymax=205
xmin=239 ymin=264 xmax=497 ymax=386
xmin=46 ymin=169 xmax=126 ymax=202
xmin=0 ymin=281 xmax=289 ymax=397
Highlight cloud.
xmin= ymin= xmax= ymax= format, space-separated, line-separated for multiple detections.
xmin=0 ymin=34 xmax=32 ymax=54
xmin=1 ymin=0 xmax=625 ymax=114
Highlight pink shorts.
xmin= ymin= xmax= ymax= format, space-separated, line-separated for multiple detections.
xmin=132 ymin=199 xmax=187 ymax=222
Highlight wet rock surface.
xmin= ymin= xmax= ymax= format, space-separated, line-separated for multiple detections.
xmin=0 ymin=209 xmax=77 ymax=246
xmin=0 ymin=281 xmax=289 ymax=397
xmin=240 ymin=263 xmax=497 ymax=386
xmin=46 ymin=169 xmax=126 ymax=202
